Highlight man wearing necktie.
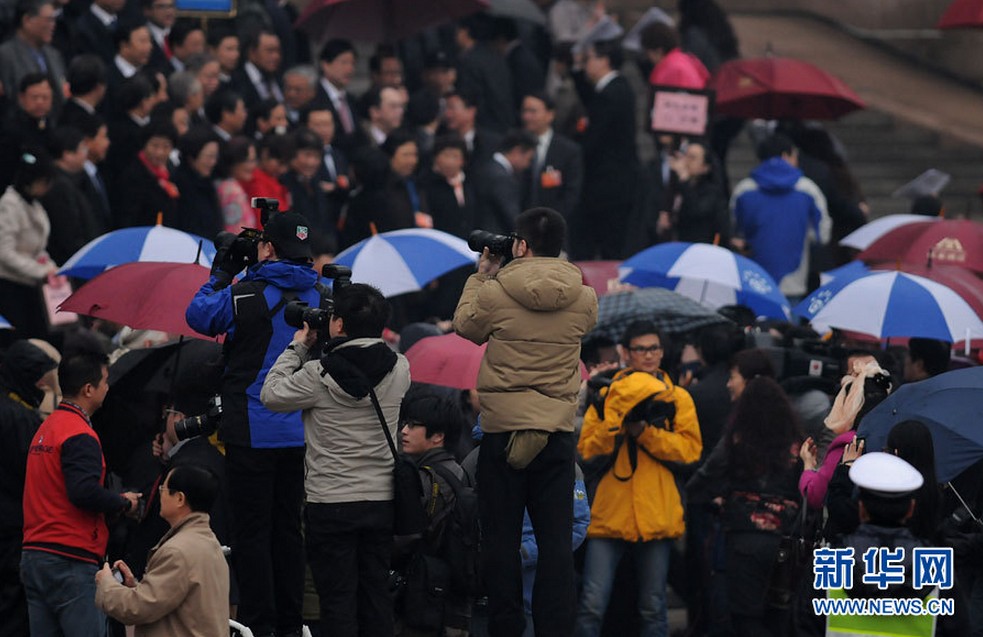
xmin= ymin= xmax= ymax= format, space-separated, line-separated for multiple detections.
xmin=314 ymin=39 xmax=366 ymax=155
xmin=0 ymin=0 xmax=66 ymax=115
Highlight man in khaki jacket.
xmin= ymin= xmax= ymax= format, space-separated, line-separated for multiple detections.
xmin=95 ymin=465 xmax=229 ymax=637
xmin=454 ymin=206 xmax=598 ymax=637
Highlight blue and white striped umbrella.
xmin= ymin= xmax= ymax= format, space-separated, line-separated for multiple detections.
xmin=58 ymin=226 xmax=217 ymax=279
xmin=619 ymin=242 xmax=791 ymax=320
xmin=334 ymin=229 xmax=477 ymax=298
xmin=794 ymin=270 xmax=983 ymax=342
xmin=0 ymin=314 xmax=11 ymax=330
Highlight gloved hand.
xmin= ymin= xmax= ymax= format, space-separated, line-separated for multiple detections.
xmin=210 ymin=232 xmax=240 ymax=288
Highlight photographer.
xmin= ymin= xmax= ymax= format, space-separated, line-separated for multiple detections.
xmin=260 ymin=283 xmax=411 ymax=637
xmin=185 ymin=207 xmax=323 ymax=637
xmin=576 ymin=321 xmax=702 ymax=637
xmin=453 ymin=207 xmax=598 ymax=637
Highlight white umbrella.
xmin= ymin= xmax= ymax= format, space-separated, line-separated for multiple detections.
xmin=838 ymin=214 xmax=939 ymax=251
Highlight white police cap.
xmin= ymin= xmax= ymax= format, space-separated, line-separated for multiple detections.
xmin=848 ymin=452 xmax=924 ymax=498
xmin=572 ymin=16 xmax=625 ymax=56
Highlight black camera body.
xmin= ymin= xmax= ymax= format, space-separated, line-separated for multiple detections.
xmin=283 ymin=264 xmax=353 ymax=331
xmin=624 ymin=395 xmax=676 ymax=432
xmin=173 ymin=395 xmax=223 ymax=441
xmin=468 ymin=230 xmax=514 ymax=257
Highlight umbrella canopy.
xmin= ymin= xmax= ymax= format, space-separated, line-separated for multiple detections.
xmin=296 ymin=0 xmax=488 ymax=42
xmin=619 ymin=242 xmax=791 ymax=319
xmin=333 ymin=228 xmax=477 ymax=298
xmin=937 ymin=0 xmax=983 ymax=29
xmin=858 ymin=367 xmax=983 ymax=482
xmin=593 ymin=287 xmax=731 ymax=343
xmin=838 ymin=214 xmax=940 ymax=251
xmin=793 ymin=270 xmax=983 ymax=342
xmin=405 ymin=332 xmax=588 ymax=390
xmin=0 ymin=314 xmax=11 ymax=330
xmin=59 ymin=262 xmax=215 ymax=340
xmin=574 ymin=260 xmax=621 ymax=298
xmin=58 ymin=226 xmax=217 ymax=280
xmin=709 ymin=56 xmax=865 ymax=120
xmin=857 ymin=219 xmax=983 ymax=274
xmin=488 ymin=0 xmax=546 ymax=24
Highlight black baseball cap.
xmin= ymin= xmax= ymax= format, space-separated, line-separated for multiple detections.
xmin=261 ymin=211 xmax=313 ymax=261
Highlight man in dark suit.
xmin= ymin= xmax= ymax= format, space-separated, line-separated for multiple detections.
xmin=312 ymin=38 xmax=365 ymax=156
xmin=230 ymin=28 xmax=284 ymax=110
xmin=472 ymin=130 xmax=536 ymax=234
xmin=300 ymin=105 xmax=349 ymax=224
xmin=455 ymin=15 xmax=515 ymax=134
xmin=442 ymin=90 xmax=501 ymax=173
xmin=520 ymin=91 xmax=582 ymax=231
xmin=59 ymin=55 xmax=107 ymax=129
xmin=572 ymin=38 xmax=638 ymax=260
xmin=75 ymin=113 xmax=115 ymax=237
xmin=41 ymin=127 xmax=100 ymax=265
xmin=0 ymin=0 xmax=66 ymax=114
xmin=142 ymin=0 xmax=176 ymax=76
xmin=105 ymin=21 xmax=153 ymax=99
xmin=0 ymin=73 xmax=53 ymax=189
xmin=494 ymin=17 xmax=546 ymax=112
xmin=72 ymin=0 xmax=125 ymax=66
xmin=104 ymin=73 xmax=154 ymax=193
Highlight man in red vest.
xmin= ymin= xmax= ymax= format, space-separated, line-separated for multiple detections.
xmin=21 ymin=350 xmax=140 ymax=636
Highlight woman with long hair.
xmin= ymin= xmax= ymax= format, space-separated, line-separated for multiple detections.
xmin=718 ymin=377 xmax=803 ymax=637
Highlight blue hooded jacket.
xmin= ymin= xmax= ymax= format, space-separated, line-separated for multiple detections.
xmin=186 ymin=260 xmax=321 ymax=448
xmin=733 ymin=158 xmax=827 ymax=285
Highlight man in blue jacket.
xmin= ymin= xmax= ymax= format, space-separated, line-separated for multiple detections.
xmin=731 ymin=133 xmax=830 ymax=301
xmin=186 ymin=210 xmax=323 ymax=637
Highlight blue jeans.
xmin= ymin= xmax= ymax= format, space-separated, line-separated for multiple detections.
xmin=20 ymin=550 xmax=106 ymax=637
xmin=575 ymin=537 xmax=672 ymax=637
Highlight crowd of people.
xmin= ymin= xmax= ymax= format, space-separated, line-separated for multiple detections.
xmin=0 ymin=0 xmax=979 ymax=636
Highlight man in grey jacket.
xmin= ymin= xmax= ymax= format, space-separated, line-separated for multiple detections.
xmin=261 ymin=283 xmax=411 ymax=637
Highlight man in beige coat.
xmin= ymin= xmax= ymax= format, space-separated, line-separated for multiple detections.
xmin=95 ymin=465 xmax=230 ymax=637
xmin=454 ymin=206 xmax=598 ymax=637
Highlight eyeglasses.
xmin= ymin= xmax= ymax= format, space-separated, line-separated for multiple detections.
xmin=628 ymin=345 xmax=663 ymax=354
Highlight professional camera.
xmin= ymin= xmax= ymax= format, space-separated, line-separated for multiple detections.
xmin=468 ymin=230 xmax=514 ymax=257
xmin=283 ymin=263 xmax=353 ymax=330
xmin=214 ymin=228 xmax=264 ymax=271
xmin=250 ymin=196 xmax=280 ymax=217
xmin=624 ymin=395 xmax=676 ymax=432
xmin=173 ymin=395 xmax=223 ymax=441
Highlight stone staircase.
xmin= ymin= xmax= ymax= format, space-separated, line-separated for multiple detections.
xmin=724 ymin=109 xmax=983 ymax=223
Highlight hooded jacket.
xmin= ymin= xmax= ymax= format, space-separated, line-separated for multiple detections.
xmin=261 ymin=337 xmax=411 ymax=503
xmin=579 ymin=368 xmax=702 ymax=541
xmin=453 ymin=257 xmax=598 ymax=434
xmin=186 ymin=260 xmax=322 ymax=449
xmin=731 ymin=158 xmax=830 ymax=296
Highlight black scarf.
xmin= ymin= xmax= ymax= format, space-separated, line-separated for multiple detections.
xmin=320 ymin=337 xmax=397 ymax=398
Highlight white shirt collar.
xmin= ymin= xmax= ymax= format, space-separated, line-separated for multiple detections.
xmin=212 ymin=124 xmax=231 ymax=141
xmin=171 ymin=56 xmax=185 ymax=72
xmin=537 ymin=129 xmax=553 ymax=158
xmin=114 ymin=54 xmax=138 ymax=79
xmin=130 ymin=113 xmax=150 ymax=127
xmin=90 ymin=3 xmax=116 ymax=27
xmin=72 ymin=97 xmax=95 ymax=114
xmin=596 ymin=70 xmax=618 ymax=92
xmin=84 ymin=160 xmax=99 ymax=179
xmin=147 ymin=21 xmax=169 ymax=48
xmin=463 ymin=128 xmax=476 ymax=150
xmin=493 ymin=152 xmax=513 ymax=175
xmin=369 ymin=124 xmax=386 ymax=146
xmin=245 ymin=61 xmax=264 ymax=85
xmin=320 ymin=77 xmax=345 ymax=103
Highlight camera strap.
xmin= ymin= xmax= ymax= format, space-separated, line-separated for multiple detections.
xmin=367 ymin=387 xmax=399 ymax=465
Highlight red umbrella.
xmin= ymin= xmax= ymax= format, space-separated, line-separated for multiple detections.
xmin=405 ymin=332 xmax=588 ymax=390
xmin=937 ymin=0 xmax=983 ymax=29
xmin=296 ymin=0 xmax=489 ymax=43
xmin=574 ymin=260 xmax=621 ymax=298
xmin=709 ymin=57 xmax=865 ymax=120
xmin=59 ymin=262 xmax=216 ymax=341
xmin=857 ymin=220 xmax=983 ymax=274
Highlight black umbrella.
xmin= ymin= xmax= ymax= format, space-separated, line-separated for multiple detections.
xmin=592 ymin=288 xmax=731 ymax=343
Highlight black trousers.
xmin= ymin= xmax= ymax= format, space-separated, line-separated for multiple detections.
xmin=305 ymin=500 xmax=394 ymax=637
xmin=0 ymin=535 xmax=28 ymax=637
xmin=226 ymin=444 xmax=305 ymax=636
xmin=478 ymin=431 xmax=576 ymax=637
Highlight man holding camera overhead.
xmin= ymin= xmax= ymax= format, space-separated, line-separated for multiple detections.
xmin=454 ymin=207 xmax=598 ymax=637
xmin=186 ymin=204 xmax=324 ymax=637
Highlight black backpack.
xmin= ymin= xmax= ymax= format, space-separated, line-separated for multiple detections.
xmin=421 ymin=463 xmax=481 ymax=597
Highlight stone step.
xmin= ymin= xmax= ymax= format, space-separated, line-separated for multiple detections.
xmin=829 ymin=126 xmax=939 ymax=146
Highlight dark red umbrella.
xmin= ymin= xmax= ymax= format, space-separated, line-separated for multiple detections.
xmin=574 ymin=260 xmax=621 ymax=298
xmin=857 ymin=219 xmax=983 ymax=274
xmin=296 ymin=0 xmax=489 ymax=43
xmin=59 ymin=262 xmax=217 ymax=341
xmin=709 ymin=57 xmax=865 ymax=120
xmin=937 ymin=0 xmax=983 ymax=29
xmin=405 ymin=332 xmax=587 ymax=390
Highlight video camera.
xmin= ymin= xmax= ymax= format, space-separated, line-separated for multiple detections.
xmin=283 ymin=263 xmax=353 ymax=331
xmin=173 ymin=395 xmax=223 ymax=442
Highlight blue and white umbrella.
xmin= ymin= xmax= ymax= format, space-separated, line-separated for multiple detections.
xmin=0 ymin=314 xmax=12 ymax=330
xmin=58 ymin=226 xmax=217 ymax=279
xmin=794 ymin=270 xmax=983 ymax=342
xmin=619 ymin=242 xmax=791 ymax=320
xmin=838 ymin=214 xmax=938 ymax=251
xmin=334 ymin=229 xmax=477 ymax=298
